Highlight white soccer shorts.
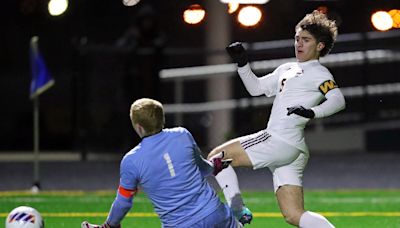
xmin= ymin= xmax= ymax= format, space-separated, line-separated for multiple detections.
xmin=239 ymin=130 xmax=309 ymax=192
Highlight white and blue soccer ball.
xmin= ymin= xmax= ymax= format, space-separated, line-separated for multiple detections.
xmin=5 ymin=206 xmax=44 ymax=228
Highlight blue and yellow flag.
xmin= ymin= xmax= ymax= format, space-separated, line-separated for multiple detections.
xmin=30 ymin=36 xmax=54 ymax=99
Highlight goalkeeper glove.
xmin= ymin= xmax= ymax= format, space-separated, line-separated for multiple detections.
xmin=287 ymin=106 xmax=315 ymax=118
xmin=81 ymin=221 xmax=120 ymax=228
xmin=226 ymin=42 xmax=248 ymax=67
xmin=209 ymin=151 xmax=233 ymax=176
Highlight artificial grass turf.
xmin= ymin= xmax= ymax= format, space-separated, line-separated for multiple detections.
xmin=1 ymin=190 xmax=400 ymax=227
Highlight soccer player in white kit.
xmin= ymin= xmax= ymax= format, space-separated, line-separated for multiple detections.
xmin=208 ymin=10 xmax=345 ymax=227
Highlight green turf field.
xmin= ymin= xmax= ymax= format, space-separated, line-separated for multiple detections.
xmin=1 ymin=190 xmax=400 ymax=227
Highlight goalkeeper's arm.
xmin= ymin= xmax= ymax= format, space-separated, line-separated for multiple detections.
xmin=81 ymin=186 xmax=134 ymax=228
xmin=193 ymin=145 xmax=214 ymax=177
xmin=194 ymin=146 xmax=232 ymax=177
xmin=105 ymin=186 xmax=136 ymax=227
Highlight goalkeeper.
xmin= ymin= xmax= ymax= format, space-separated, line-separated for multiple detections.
xmin=82 ymin=98 xmax=239 ymax=228
xmin=208 ymin=10 xmax=345 ymax=228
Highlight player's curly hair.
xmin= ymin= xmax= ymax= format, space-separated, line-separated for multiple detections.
xmin=295 ymin=10 xmax=338 ymax=57
xmin=130 ymin=98 xmax=165 ymax=136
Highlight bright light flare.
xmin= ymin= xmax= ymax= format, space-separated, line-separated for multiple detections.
xmin=48 ymin=0 xmax=68 ymax=16
xmin=238 ymin=6 xmax=262 ymax=27
xmin=122 ymin=0 xmax=140 ymax=6
xmin=371 ymin=11 xmax=393 ymax=31
xmin=183 ymin=4 xmax=206 ymax=25
xmin=220 ymin=0 xmax=269 ymax=4
xmin=228 ymin=3 xmax=240 ymax=14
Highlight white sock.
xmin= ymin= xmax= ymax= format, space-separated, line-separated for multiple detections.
xmin=215 ymin=165 xmax=243 ymax=211
xmin=299 ymin=211 xmax=335 ymax=228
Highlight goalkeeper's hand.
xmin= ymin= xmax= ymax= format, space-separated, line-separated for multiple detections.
xmin=226 ymin=42 xmax=248 ymax=67
xmin=287 ymin=106 xmax=315 ymax=118
xmin=209 ymin=151 xmax=233 ymax=176
xmin=81 ymin=221 xmax=120 ymax=228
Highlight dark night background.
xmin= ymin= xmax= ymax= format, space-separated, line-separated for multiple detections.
xmin=1 ymin=0 xmax=400 ymax=157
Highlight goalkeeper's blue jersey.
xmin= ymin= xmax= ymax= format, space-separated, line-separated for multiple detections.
xmin=120 ymin=127 xmax=222 ymax=227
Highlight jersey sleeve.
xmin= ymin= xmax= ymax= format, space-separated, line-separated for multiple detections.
xmin=311 ymin=68 xmax=346 ymax=118
xmin=318 ymin=79 xmax=338 ymax=95
xmin=311 ymin=87 xmax=346 ymax=118
xmin=119 ymin=155 xmax=139 ymax=191
xmin=106 ymin=191 xmax=134 ymax=226
xmin=312 ymin=67 xmax=338 ymax=95
xmin=105 ymin=154 xmax=138 ymax=227
xmin=238 ymin=63 xmax=280 ymax=97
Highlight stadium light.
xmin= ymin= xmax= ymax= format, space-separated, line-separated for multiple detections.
xmin=237 ymin=6 xmax=262 ymax=27
xmin=122 ymin=0 xmax=140 ymax=7
xmin=371 ymin=11 xmax=393 ymax=31
xmin=388 ymin=9 xmax=400 ymax=29
xmin=228 ymin=3 xmax=240 ymax=14
xmin=220 ymin=0 xmax=269 ymax=4
xmin=48 ymin=0 xmax=68 ymax=16
xmin=183 ymin=4 xmax=206 ymax=25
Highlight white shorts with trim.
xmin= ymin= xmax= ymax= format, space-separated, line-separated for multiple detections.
xmin=239 ymin=130 xmax=309 ymax=192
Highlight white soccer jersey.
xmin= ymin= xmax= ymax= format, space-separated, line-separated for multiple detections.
xmin=238 ymin=60 xmax=345 ymax=152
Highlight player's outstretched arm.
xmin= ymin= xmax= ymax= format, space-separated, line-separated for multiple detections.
xmin=81 ymin=221 xmax=120 ymax=228
xmin=82 ymin=186 xmax=135 ymax=228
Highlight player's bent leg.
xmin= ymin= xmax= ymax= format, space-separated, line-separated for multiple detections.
xmin=276 ymin=185 xmax=305 ymax=226
xmin=208 ymin=140 xmax=254 ymax=225
xmin=276 ymin=185 xmax=334 ymax=228
xmin=207 ymin=139 xmax=253 ymax=167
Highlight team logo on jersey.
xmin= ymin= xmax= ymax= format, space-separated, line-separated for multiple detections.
xmin=319 ymin=80 xmax=337 ymax=94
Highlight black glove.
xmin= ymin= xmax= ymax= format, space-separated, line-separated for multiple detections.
xmin=287 ymin=106 xmax=315 ymax=118
xmin=225 ymin=42 xmax=248 ymax=67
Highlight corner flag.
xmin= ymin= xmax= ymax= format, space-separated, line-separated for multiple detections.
xmin=30 ymin=36 xmax=54 ymax=99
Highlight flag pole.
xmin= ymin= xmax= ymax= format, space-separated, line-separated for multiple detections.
xmin=29 ymin=36 xmax=54 ymax=193
xmin=31 ymin=96 xmax=40 ymax=193
xmin=32 ymin=96 xmax=40 ymax=193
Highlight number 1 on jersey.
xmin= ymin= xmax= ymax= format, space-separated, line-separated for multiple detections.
xmin=163 ymin=153 xmax=176 ymax=177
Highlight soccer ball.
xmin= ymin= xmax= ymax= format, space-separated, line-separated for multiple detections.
xmin=5 ymin=206 xmax=44 ymax=228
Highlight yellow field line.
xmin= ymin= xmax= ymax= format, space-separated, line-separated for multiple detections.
xmin=1 ymin=212 xmax=400 ymax=218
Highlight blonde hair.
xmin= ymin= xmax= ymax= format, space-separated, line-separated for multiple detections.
xmin=130 ymin=98 xmax=164 ymax=135
xmin=296 ymin=10 xmax=338 ymax=57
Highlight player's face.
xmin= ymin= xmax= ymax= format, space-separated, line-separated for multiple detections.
xmin=294 ymin=29 xmax=323 ymax=62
